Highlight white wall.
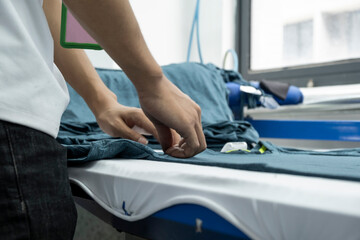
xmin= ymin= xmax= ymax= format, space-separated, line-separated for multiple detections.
xmin=85 ymin=0 xmax=237 ymax=69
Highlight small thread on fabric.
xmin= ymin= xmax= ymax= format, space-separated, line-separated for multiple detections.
xmin=122 ymin=201 xmax=131 ymax=216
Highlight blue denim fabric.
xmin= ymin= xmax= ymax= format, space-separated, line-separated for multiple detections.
xmin=59 ymin=120 xmax=259 ymax=147
xmin=58 ymin=123 xmax=360 ymax=182
xmin=58 ymin=120 xmax=259 ymax=158
xmin=61 ymin=62 xmax=234 ymax=125
xmin=0 ymin=120 xmax=77 ymax=240
xmin=58 ymin=62 xmax=360 ymax=182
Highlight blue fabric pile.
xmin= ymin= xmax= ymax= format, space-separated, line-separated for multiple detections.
xmin=62 ymin=63 xmax=235 ymax=125
xmin=58 ymin=62 xmax=360 ymax=182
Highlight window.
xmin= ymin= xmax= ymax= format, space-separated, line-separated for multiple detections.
xmin=283 ymin=20 xmax=314 ymax=67
xmin=237 ymin=0 xmax=360 ymax=86
xmin=323 ymin=10 xmax=360 ymax=60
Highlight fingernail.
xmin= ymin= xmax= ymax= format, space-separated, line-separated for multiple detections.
xmin=138 ymin=137 xmax=148 ymax=145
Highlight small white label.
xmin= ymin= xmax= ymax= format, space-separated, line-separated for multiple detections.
xmin=221 ymin=142 xmax=248 ymax=153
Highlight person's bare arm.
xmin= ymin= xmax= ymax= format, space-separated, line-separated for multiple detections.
xmin=50 ymin=0 xmax=206 ymax=157
xmin=62 ymin=0 xmax=162 ymax=90
xmin=43 ymin=0 xmax=160 ymax=145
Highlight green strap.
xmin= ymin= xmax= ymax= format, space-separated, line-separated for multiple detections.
xmin=60 ymin=4 xmax=103 ymax=50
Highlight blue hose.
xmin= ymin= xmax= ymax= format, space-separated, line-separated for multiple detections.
xmin=187 ymin=0 xmax=203 ymax=63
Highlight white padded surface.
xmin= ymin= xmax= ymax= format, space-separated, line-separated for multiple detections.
xmin=69 ymin=159 xmax=360 ymax=240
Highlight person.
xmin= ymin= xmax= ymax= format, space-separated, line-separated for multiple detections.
xmin=0 ymin=0 xmax=206 ymax=239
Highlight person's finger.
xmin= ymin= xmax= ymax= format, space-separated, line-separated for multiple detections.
xmin=195 ymin=122 xmax=206 ymax=154
xmin=178 ymin=137 xmax=185 ymax=148
xmin=155 ymin=123 xmax=175 ymax=151
xmin=194 ymin=105 xmax=206 ymax=153
xmin=170 ymin=129 xmax=181 ymax=145
xmin=178 ymin=127 xmax=200 ymax=158
xmin=112 ymin=119 xmax=149 ymax=144
xmin=131 ymin=111 xmax=159 ymax=140
xmin=166 ymin=146 xmax=186 ymax=158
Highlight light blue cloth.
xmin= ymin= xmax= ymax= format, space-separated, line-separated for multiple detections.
xmin=62 ymin=63 xmax=234 ymax=125
xmin=58 ymin=126 xmax=360 ymax=182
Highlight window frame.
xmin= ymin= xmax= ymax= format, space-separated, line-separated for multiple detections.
xmin=236 ymin=0 xmax=360 ymax=87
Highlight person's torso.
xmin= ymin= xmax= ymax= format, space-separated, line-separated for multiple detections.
xmin=0 ymin=0 xmax=69 ymax=138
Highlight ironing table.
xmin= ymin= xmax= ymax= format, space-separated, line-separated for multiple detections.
xmin=62 ymin=65 xmax=360 ymax=239
xmin=67 ymin=96 xmax=360 ymax=240
xmin=69 ymin=153 xmax=360 ymax=240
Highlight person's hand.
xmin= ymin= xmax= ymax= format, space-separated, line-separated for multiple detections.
xmin=138 ymin=75 xmax=207 ymax=158
xmin=95 ymin=101 xmax=159 ymax=144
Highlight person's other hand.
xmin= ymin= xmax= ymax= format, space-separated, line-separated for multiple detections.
xmin=95 ymin=101 xmax=160 ymax=145
xmin=138 ymin=75 xmax=207 ymax=158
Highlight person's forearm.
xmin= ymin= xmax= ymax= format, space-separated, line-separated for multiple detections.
xmin=43 ymin=0 xmax=116 ymax=116
xmin=43 ymin=0 xmax=206 ymax=156
xmin=62 ymin=0 xmax=164 ymax=92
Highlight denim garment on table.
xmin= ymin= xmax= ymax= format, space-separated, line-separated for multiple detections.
xmin=58 ymin=122 xmax=360 ymax=182
xmin=58 ymin=120 xmax=259 ymax=158
xmin=59 ymin=62 xmax=360 ymax=182
xmin=60 ymin=62 xmax=260 ymax=152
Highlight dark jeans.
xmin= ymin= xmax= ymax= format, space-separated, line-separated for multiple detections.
xmin=0 ymin=120 xmax=77 ymax=240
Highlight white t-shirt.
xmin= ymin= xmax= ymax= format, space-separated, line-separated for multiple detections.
xmin=0 ymin=0 xmax=70 ymax=138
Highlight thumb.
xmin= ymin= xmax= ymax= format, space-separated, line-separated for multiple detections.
xmin=115 ymin=122 xmax=149 ymax=145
